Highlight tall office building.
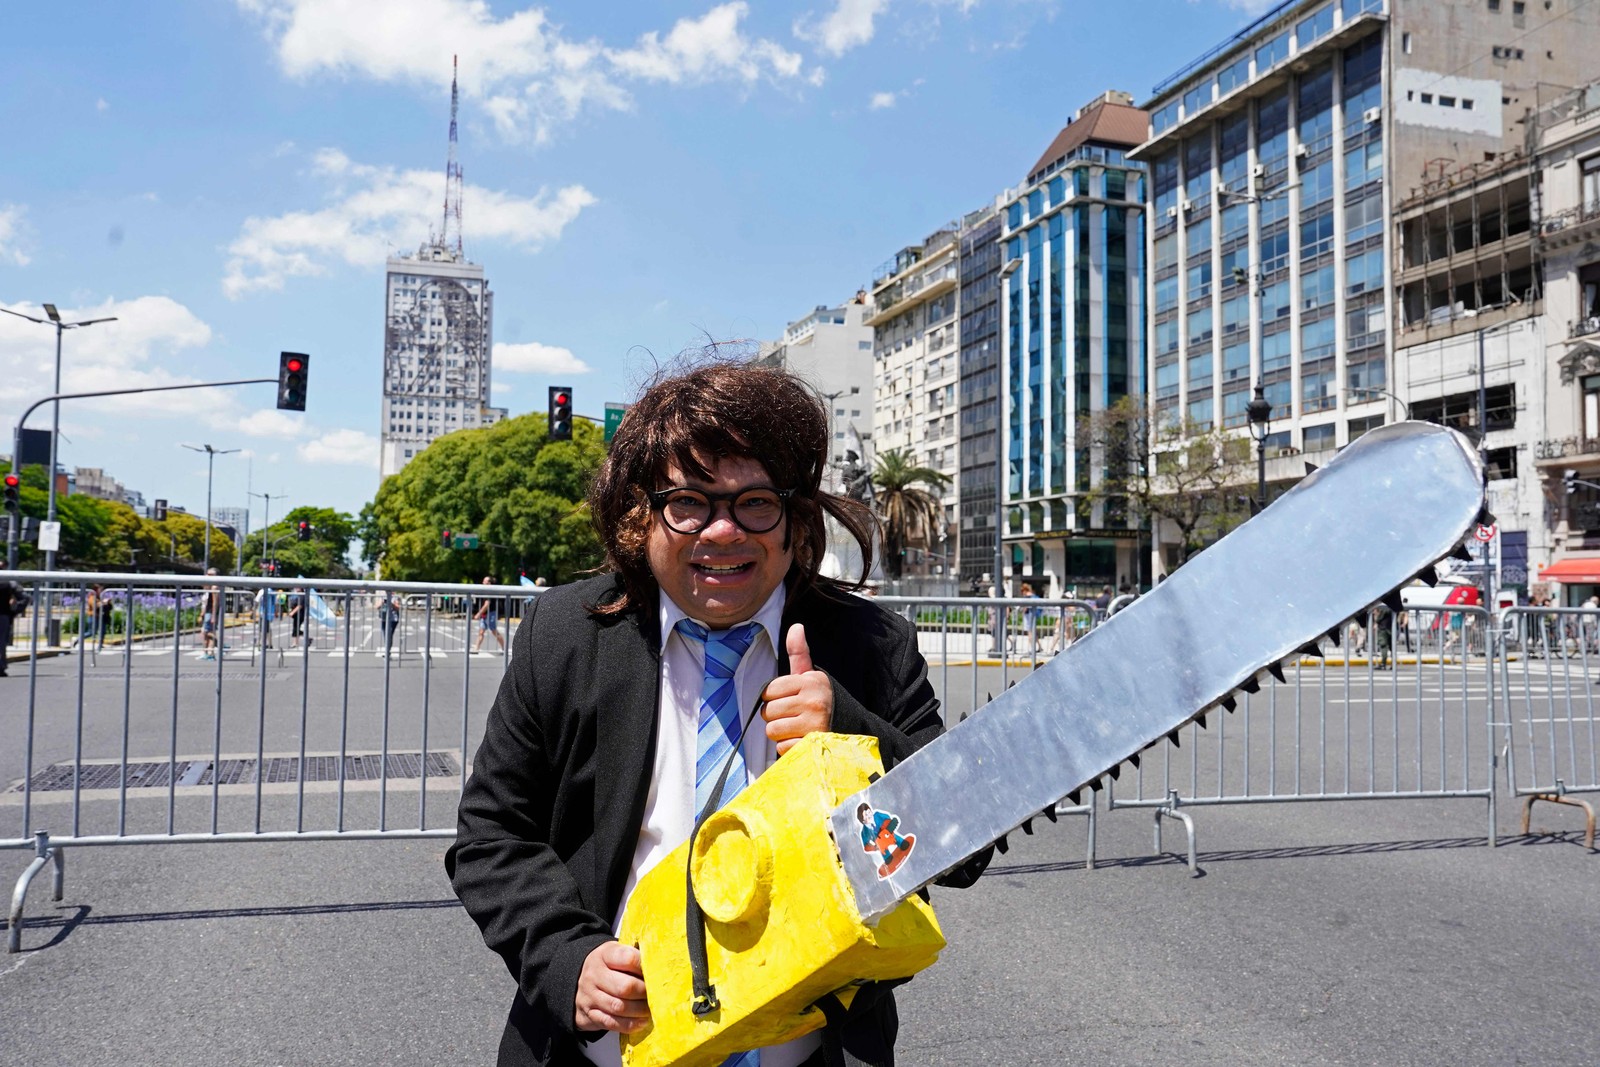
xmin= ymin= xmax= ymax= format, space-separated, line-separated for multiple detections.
xmin=1133 ymin=0 xmax=1600 ymax=576
xmin=378 ymin=60 xmax=505 ymax=480
xmin=756 ymin=295 xmax=875 ymax=469
xmin=869 ymin=224 xmax=963 ymax=579
xmin=957 ymin=201 xmax=1004 ymax=588
xmin=997 ymin=91 xmax=1150 ymax=596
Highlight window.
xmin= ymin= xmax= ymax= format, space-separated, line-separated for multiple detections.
xmin=1255 ymin=30 xmax=1290 ymax=71
xmin=1302 ymin=161 xmax=1334 ymax=206
xmin=1188 ymin=351 xmax=1213 ymax=388
xmin=1155 ymin=275 xmax=1179 ymax=312
xmin=1346 ymin=248 xmax=1384 ymax=295
xmin=1420 ymin=93 xmax=1433 ymax=104
xmin=1297 ymin=6 xmax=1334 ymax=47
xmin=1304 ymin=424 xmax=1337 ymax=451
xmin=1188 ymin=306 xmax=1214 ymax=345
xmin=1156 ymin=319 xmax=1180 ymax=355
xmin=1402 ymin=32 xmax=1412 ymax=53
xmin=1300 ymin=211 xmax=1335 ymax=259
xmin=1439 ymin=95 xmax=1457 ymax=108
xmin=1262 ymin=278 xmax=1291 ymax=320
xmin=1585 ymin=374 xmax=1600 ymax=440
xmin=1302 ymin=264 xmax=1335 ymax=311
xmin=1222 ymin=293 xmax=1250 ymax=333
xmin=1223 ymin=388 xmax=1253 ymax=427
xmin=1221 ymin=246 xmax=1250 ymax=284
xmin=1582 ymin=155 xmax=1600 ymax=210
xmin=1346 ymin=192 xmax=1383 ymax=243
xmin=1221 ymin=202 xmax=1250 ymax=241
xmin=1184 ymin=83 xmax=1212 ymax=119
xmin=1188 ymin=394 xmax=1214 ymax=429
xmin=1155 ymin=232 xmax=1178 ymax=270
xmin=1186 ymin=217 xmax=1213 ymax=257
xmin=1346 ymin=300 xmax=1386 ymax=343
xmin=1301 ymin=315 xmax=1336 ymax=360
xmin=1188 ymin=261 xmax=1214 ymax=299
xmin=1262 ymin=329 xmax=1292 ymax=371
xmin=1223 ymin=341 xmax=1251 ymax=382
xmin=1218 ymin=54 xmax=1251 ymax=96
xmin=1261 ymin=229 xmax=1291 ymax=274
xmin=1411 ymin=384 xmax=1516 ymax=434
xmin=1156 ymin=361 xmax=1180 ymax=398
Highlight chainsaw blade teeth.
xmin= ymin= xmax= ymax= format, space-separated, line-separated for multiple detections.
xmin=1450 ymin=542 xmax=1473 ymax=562
xmin=1239 ymin=676 xmax=1260 ymax=694
xmin=1268 ymin=661 xmax=1287 ymax=684
xmin=1021 ymin=818 xmax=1035 ymax=835
xmin=1381 ymin=589 xmax=1405 ymax=614
xmin=1297 ymin=641 xmax=1323 ymax=658
xmin=1128 ymin=753 xmax=1140 ymax=769
xmin=1107 ymin=764 xmax=1121 ymax=780
xmin=1304 ymin=461 xmax=1320 ymax=475
xmin=994 ymin=834 xmax=1010 ymax=854
xmin=1477 ymin=506 xmax=1495 ymax=527
xmin=1418 ymin=564 xmax=1439 ymax=586
xmin=1042 ymin=804 xmax=1058 ymax=823
xmin=1327 ymin=626 xmax=1342 ymax=646
xmin=1220 ymin=695 xmax=1238 ymax=713
xmin=1196 ymin=714 xmax=1208 ymax=730
xmin=1167 ymin=729 xmax=1181 ymax=747
xmin=1066 ymin=789 xmax=1081 ymax=806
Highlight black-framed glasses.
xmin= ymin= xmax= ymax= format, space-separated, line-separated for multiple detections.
xmin=647 ymin=485 xmax=795 ymax=535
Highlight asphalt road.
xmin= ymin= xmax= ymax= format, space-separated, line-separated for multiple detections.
xmin=2 ymin=634 xmax=1597 ymax=1065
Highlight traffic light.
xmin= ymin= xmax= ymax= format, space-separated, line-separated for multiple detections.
xmin=277 ymin=351 xmax=310 ymax=411
xmin=297 ymin=520 xmax=311 ymax=542
xmin=549 ymin=386 xmax=573 ymax=441
xmin=3 ymin=472 xmax=18 ymax=512
xmin=442 ymin=529 xmax=453 ymax=549
xmin=1565 ymin=469 xmax=1579 ymax=496
xmin=153 ymin=498 xmax=168 ymax=521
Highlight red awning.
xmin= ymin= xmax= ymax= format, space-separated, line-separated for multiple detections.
xmin=1538 ymin=558 xmax=1600 ymax=583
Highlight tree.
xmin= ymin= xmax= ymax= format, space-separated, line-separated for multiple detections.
xmin=1078 ymin=395 xmax=1256 ymax=568
xmin=871 ymin=448 xmax=950 ymax=580
xmin=240 ymin=506 xmax=357 ymax=580
xmin=363 ymin=411 xmax=606 ymax=583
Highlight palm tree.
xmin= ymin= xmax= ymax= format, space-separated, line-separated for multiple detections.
xmin=872 ymin=448 xmax=951 ymax=579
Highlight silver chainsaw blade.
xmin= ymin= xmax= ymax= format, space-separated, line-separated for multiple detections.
xmin=833 ymin=421 xmax=1484 ymax=922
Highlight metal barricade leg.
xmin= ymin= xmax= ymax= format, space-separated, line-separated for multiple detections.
xmin=1152 ymin=791 xmax=1199 ymax=875
xmin=1520 ymin=781 xmax=1597 ymax=852
xmin=7 ymin=832 xmax=57 ymax=954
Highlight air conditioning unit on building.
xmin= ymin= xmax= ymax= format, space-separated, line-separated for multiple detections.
xmin=1251 ymin=164 xmax=1266 ymax=178
xmin=1166 ymin=205 xmax=1179 ymax=219
xmin=1181 ymin=199 xmax=1195 ymax=213
xmin=1216 ymin=180 xmax=1229 ymax=194
xmin=1295 ymin=143 xmax=1310 ymax=158
xmin=1363 ymin=106 xmax=1382 ymax=125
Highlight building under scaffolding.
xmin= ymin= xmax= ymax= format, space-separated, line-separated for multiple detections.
xmin=378 ymin=58 xmax=506 ymax=480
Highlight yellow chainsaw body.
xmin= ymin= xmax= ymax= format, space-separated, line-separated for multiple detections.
xmin=617 ymin=732 xmax=945 ymax=1067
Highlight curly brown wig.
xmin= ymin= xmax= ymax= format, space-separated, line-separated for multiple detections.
xmin=587 ymin=360 xmax=877 ymax=616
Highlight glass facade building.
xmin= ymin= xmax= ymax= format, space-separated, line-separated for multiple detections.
xmin=999 ymin=102 xmax=1149 ymax=595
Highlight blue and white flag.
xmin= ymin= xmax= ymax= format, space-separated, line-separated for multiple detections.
xmin=519 ymin=574 xmax=537 ymax=587
xmin=307 ymin=590 xmax=337 ymax=628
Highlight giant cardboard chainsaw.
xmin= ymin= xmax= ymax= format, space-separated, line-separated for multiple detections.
xmin=617 ymin=422 xmax=1487 ymax=1067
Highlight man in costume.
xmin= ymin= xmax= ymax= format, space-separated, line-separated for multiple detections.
xmin=448 ymin=361 xmax=984 ymax=1067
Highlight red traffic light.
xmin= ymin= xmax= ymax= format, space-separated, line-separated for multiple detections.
xmin=286 ymin=357 xmax=304 ymax=373
xmin=554 ymin=391 xmax=570 ymax=405
xmin=3 ymin=474 xmax=17 ymax=488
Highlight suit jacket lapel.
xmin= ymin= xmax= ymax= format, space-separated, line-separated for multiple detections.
xmin=592 ymin=598 xmax=663 ymax=914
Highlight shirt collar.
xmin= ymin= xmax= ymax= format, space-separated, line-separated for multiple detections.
xmin=658 ymin=581 xmax=789 ymax=654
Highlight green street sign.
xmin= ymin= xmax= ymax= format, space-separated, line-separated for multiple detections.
xmin=604 ymin=403 xmax=628 ymax=444
xmin=454 ymin=534 xmax=481 ymax=550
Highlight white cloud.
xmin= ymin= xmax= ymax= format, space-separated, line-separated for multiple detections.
xmin=0 ymin=205 xmax=32 ymax=266
xmin=795 ymin=0 xmax=891 ymax=57
xmin=221 ymin=147 xmax=596 ymax=296
xmin=0 ymin=296 xmax=229 ymax=432
xmin=234 ymin=408 xmax=307 ymax=438
xmin=296 ymin=427 xmax=381 ymax=467
xmin=492 ymin=381 xmax=513 ymax=395
xmin=239 ymin=0 xmax=810 ymax=143
xmin=493 ymin=340 xmax=591 ymax=375
xmin=869 ymin=90 xmax=898 ymax=109
xmin=96 ymin=98 xmax=110 ymax=113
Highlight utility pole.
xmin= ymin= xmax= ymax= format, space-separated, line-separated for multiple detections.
xmin=183 ymin=444 xmax=239 ymax=573
xmin=248 ymin=490 xmax=287 ymax=574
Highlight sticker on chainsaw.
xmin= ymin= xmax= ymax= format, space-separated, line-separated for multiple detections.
xmin=856 ymin=803 xmax=916 ymax=878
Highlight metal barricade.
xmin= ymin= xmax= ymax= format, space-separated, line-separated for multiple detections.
xmin=2 ymin=570 xmax=531 ymax=951
xmin=880 ymin=596 xmax=1103 ymax=868
xmin=1105 ymin=605 xmax=1500 ymax=870
xmin=1498 ymin=607 xmax=1600 ymax=849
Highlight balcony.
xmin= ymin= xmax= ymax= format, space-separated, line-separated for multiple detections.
xmin=1541 ymin=199 xmax=1600 ymax=250
xmin=866 ymin=259 xmax=960 ymax=327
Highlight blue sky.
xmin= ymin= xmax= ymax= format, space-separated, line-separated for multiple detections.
xmin=0 ymin=0 xmax=1269 ymax=530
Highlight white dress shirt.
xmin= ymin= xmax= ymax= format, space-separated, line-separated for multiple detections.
xmin=583 ymin=584 xmax=821 ymax=1067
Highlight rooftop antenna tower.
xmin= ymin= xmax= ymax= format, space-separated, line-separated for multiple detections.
xmin=442 ymin=54 xmax=464 ymax=258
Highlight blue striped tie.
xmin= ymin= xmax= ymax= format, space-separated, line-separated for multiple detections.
xmin=676 ymin=619 xmax=762 ymax=815
xmin=677 ymin=619 xmax=763 ymax=1067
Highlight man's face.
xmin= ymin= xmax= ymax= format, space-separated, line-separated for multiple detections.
xmin=646 ymin=455 xmax=794 ymax=628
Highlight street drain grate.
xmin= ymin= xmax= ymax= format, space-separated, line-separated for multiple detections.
xmin=16 ymin=752 xmax=459 ymax=792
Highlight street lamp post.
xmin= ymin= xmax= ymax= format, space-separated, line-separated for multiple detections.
xmin=995 ymin=257 xmax=1023 ymax=596
xmin=248 ymin=490 xmax=286 ymax=574
xmin=182 ymin=443 xmax=239 ymax=573
xmin=1346 ymin=386 xmax=1411 ymax=420
xmin=1246 ymin=383 xmax=1272 ymax=514
xmin=0 ymin=304 xmax=118 ymax=575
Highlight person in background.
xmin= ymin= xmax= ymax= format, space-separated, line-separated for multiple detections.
xmin=379 ymin=591 xmax=401 ymax=656
xmin=473 ymin=575 xmax=505 ymax=654
xmin=0 ymin=580 xmax=28 ymax=677
xmin=200 ymin=569 xmax=221 ymax=660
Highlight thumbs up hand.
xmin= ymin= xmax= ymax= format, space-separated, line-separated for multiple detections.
xmin=762 ymin=623 xmax=833 ymax=755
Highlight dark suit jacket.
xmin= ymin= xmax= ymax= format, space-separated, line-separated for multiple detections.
xmin=447 ymin=573 xmax=951 ymax=1067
